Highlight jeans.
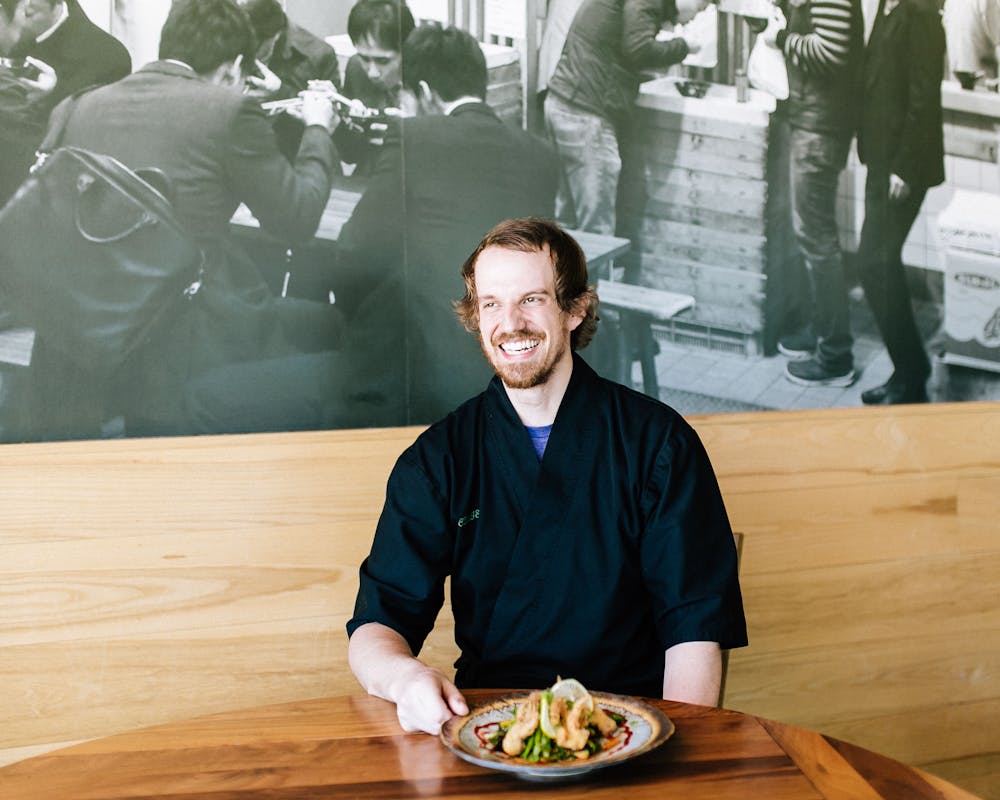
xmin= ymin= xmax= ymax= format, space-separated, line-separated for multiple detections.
xmin=544 ymin=93 xmax=620 ymax=236
xmin=856 ymin=168 xmax=930 ymax=384
xmin=789 ymin=127 xmax=854 ymax=371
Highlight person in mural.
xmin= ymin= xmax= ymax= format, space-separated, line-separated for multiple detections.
xmin=50 ymin=0 xmax=344 ymax=436
xmin=0 ymin=0 xmax=52 ymax=204
xmin=854 ymin=0 xmax=945 ymax=405
xmin=0 ymin=0 xmax=129 ymax=200
xmin=240 ymin=0 xmax=341 ymax=159
xmin=10 ymin=0 xmax=130 ymax=113
xmin=544 ymin=0 xmax=708 ymax=238
xmin=333 ymin=23 xmax=558 ymax=427
xmin=241 ymin=0 xmax=340 ymax=98
xmin=336 ymin=0 xmax=414 ymax=175
xmin=346 ymin=217 xmax=747 ymax=735
xmin=768 ymin=0 xmax=863 ymax=389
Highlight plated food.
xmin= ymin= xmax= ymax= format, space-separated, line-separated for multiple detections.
xmin=440 ymin=680 xmax=675 ymax=780
xmin=490 ymin=678 xmax=619 ymax=762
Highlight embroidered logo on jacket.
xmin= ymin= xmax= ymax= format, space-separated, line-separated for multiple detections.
xmin=457 ymin=508 xmax=480 ymax=528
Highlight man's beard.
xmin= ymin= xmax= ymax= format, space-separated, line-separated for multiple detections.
xmin=482 ymin=328 xmax=566 ymax=390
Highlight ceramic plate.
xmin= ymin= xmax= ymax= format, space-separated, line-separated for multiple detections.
xmin=440 ymin=691 xmax=674 ymax=781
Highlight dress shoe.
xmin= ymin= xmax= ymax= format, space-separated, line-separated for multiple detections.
xmin=860 ymin=379 xmax=928 ymax=405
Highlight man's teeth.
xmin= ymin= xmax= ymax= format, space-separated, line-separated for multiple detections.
xmin=500 ymin=339 xmax=539 ymax=353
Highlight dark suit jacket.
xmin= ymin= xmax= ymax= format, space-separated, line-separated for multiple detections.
xmin=56 ymin=61 xmax=339 ymax=432
xmin=20 ymin=0 xmax=131 ymax=114
xmin=335 ymin=102 xmax=559 ymax=426
xmin=856 ymin=0 xmax=945 ymax=188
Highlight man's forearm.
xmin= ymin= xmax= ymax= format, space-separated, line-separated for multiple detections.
xmin=663 ymin=641 xmax=723 ymax=706
xmin=348 ymin=622 xmax=425 ymax=702
xmin=348 ymin=621 xmax=469 ymax=734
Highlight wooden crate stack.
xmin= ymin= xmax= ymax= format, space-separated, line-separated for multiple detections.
xmin=482 ymin=43 xmax=523 ymax=127
xmin=632 ymin=77 xmax=781 ymax=354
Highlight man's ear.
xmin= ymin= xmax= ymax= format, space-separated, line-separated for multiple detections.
xmin=566 ymin=288 xmax=596 ymax=331
xmin=417 ymin=79 xmax=439 ymax=112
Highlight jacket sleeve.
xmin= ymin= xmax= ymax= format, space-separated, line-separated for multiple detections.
xmin=639 ymin=421 xmax=748 ymax=651
xmin=346 ymin=451 xmax=452 ymax=656
xmin=892 ymin=1 xmax=945 ymax=186
xmin=622 ymin=0 xmax=689 ymax=70
xmin=225 ymin=95 xmax=337 ymax=244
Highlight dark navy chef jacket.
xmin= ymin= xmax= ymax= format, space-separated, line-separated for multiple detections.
xmin=348 ymin=355 xmax=748 ymax=697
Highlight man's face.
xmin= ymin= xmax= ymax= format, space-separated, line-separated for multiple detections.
xmin=473 ymin=245 xmax=583 ymax=390
xmin=16 ymin=0 xmax=57 ymax=42
xmin=355 ymin=33 xmax=401 ymax=91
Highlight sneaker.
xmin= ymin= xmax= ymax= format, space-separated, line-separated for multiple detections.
xmin=777 ymin=331 xmax=817 ymax=360
xmin=784 ymin=358 xmax=857 ymax=388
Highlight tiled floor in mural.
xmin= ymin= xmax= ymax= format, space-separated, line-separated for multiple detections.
xmin=640 ymin=290 xmax=1000 ymax=415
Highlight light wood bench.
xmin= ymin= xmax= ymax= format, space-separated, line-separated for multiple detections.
xmin=2 ymin=402 xmax=998 ymax=797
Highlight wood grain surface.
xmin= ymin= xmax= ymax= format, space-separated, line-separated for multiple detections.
xmin=0 ymin=692 xmax=980 ymax=800
xmin=1 ymin=403 xmax=998 ymax=797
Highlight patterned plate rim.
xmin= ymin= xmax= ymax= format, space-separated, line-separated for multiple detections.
xmin=440 ymin=691 xmax=675 ymax=779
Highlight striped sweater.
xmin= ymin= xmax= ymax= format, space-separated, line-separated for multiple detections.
xmin=778 ymin=0 xmax=855 ymax=76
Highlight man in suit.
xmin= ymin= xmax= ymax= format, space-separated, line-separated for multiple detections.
xmin=333 ymin=23 xmax=559 ymax=427
xmin=336 ymin=0 xmax=415 ymax=175
xmin=51 ymin=0 xmax=343 ymax=437
xmin=0 ymin=0 xmax=47 ymax=204
xmin=13 ymin=0 xmax=130 ymax=113
xmin=240 ymin=0 xmax=341 ymax=159
xmin=855 ymin=0 xmax=945 ymax=404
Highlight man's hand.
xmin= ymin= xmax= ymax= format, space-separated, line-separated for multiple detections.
xmin=390 ymin=661 xmax=469 ymax=734
xmin=289 ymin=90 xmax=339 ymax=134
xmin=17 ymin=57 xmax=57 ymax=95
xmin=348 ymin=622 xmax=468 ymax=735
xmin=244 ymin=59 xmax=281 ymax=97
xmin=889 ymin=173 xmax=911 ymax=201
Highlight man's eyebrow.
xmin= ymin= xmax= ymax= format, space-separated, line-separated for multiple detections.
xmin=478 ymin=287 xmax=552 ymax=302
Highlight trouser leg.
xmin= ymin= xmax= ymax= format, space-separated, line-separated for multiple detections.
xmin=789 ymin=127 xmax=854 ymax=371
xmin=543 ymin=94 xmax=620 ymax=236
xmin=856 ymin=169 xmax=930 ymax=383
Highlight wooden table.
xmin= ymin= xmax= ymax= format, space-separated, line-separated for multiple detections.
xmin=0 ymin=691 xmax=978 ymax=799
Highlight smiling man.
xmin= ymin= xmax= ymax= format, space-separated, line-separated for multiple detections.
xmin=347 ymin=218 xmax=747 ymax=735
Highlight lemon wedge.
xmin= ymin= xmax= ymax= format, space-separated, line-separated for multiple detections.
xmin=550 ymin=678 xmax=595 ymax=713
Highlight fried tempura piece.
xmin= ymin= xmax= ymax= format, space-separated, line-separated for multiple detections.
xmin=502 ymin=691 xmax=541 ymax=756
xmin=554 ymin=700 xmax=591 ymax=751
xmin=590 ymin=706 xmax=618 ymax=736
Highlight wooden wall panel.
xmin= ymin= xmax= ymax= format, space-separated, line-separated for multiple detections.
xmin=1 ymin=405 xmax=997 ymax=798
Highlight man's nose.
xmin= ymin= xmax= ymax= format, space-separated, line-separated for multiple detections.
xmin=366 ymin=61 xmax=380 ymax=80
xmin=500 ymin=304 xmax=524 ymax=331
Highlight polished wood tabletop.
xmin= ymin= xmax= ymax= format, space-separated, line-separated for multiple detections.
xmin=0 ymin=691 xmax=978 ymax=799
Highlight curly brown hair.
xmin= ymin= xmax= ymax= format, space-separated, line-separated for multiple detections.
xmin=453 ymin=218 xmax=599 ymax=351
